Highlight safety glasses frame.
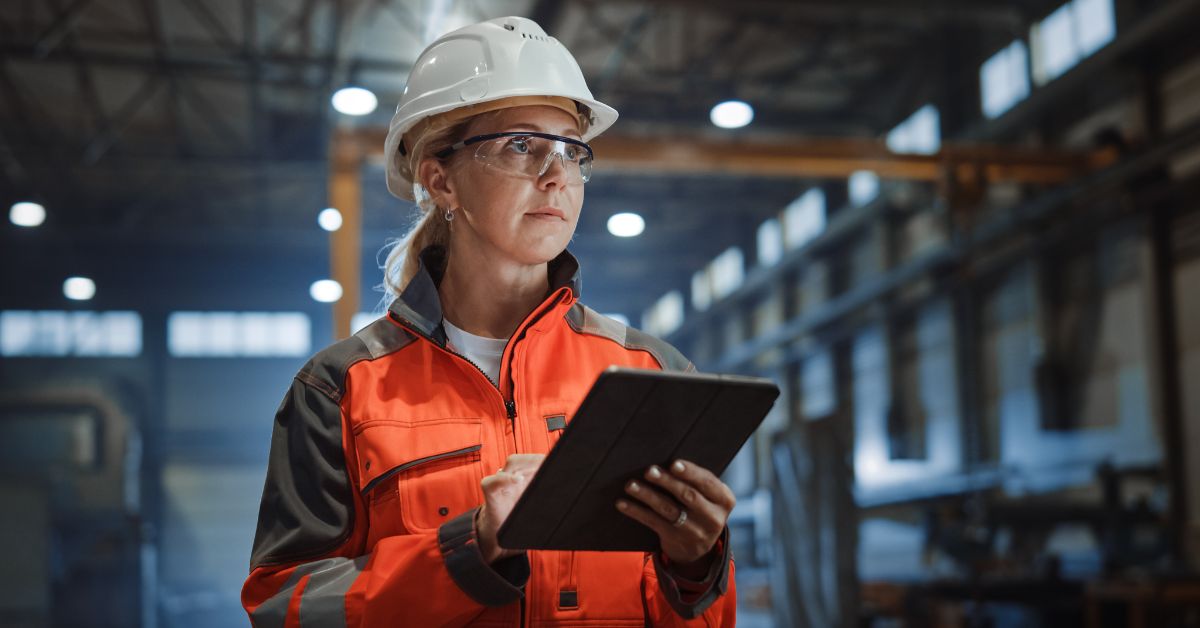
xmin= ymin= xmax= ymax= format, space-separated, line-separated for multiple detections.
xmin=435 ymin=131 xmax=594 ymax=183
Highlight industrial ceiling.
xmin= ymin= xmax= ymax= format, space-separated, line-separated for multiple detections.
xmin=2 ymin=0 xmax=1076 ymax=318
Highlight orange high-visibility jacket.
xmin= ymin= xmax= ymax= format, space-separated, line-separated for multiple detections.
xmin=242 ymin=247 xmax=736 ymax=626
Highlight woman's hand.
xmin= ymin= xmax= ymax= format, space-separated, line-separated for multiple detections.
xmin=476 ymin=453 xmax=545 ymax=564
xmin=615 ymin=459 xmax=736 ymax=573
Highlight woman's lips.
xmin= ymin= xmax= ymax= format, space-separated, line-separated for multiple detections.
xmin=526 ymin=207 xmax=567 ymax=221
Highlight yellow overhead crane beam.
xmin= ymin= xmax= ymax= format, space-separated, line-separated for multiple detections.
xmin=328 ymin=126 xmax=1116 ymax=339
xmin=328 ymin=127 xmax=365 ymax=342
xmin=588 ymin=135 xmax=1116 ymax=185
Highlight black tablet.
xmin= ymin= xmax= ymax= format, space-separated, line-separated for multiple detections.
xmin=496 ymin=366 xmax=780 ymax=552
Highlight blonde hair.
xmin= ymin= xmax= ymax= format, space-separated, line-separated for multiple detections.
xmin=379 ymin=116 xmax=473 ymax=301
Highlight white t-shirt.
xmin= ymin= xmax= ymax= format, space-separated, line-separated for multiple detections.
xmin=443 ymin=318 xmax=509 ymax=386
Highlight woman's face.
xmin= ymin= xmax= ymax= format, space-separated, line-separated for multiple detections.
xmin=428 ymin=105 xmax=585 ymax=267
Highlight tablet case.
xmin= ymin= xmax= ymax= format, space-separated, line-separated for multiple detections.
xmin=496 ymin=367 xmax=780 ymax=552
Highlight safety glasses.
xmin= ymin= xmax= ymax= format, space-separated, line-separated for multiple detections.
xmin=436 ymin=131 xmax=594 ymax=184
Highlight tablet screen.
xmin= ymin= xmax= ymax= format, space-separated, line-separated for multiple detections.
xmin=497 ymin=367 xmax=780 ymax=552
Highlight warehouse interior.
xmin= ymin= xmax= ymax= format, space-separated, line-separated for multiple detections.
xmin=3 ymin=0 xmax=1200 ymax=626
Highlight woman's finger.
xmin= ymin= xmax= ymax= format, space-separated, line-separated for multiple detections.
xmin=498 ymin=453 xmax=545 ymax=475
xmin=617 ymin=488 xmax=722 ymax=565
xmin=640 ymin=465 xmax=719 ymax=515
xmin=624 ymin=479 xmax=689 ymax=526
xmin=665 ymin=459 xmax=736 ymax=511
xmin=614 ymin=497 xmax=672 ymax=537
xmin=481 ymin=471 xmax=523 ymax=497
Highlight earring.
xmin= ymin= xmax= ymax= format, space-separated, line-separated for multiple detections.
xmin=443 ymin=207 xmax=455 ymax=222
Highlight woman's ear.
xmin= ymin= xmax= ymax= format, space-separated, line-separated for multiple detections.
xmin=417 ymin=158 xmax=458 ymax=209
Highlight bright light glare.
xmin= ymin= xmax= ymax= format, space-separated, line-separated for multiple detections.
xmin=10 ymin=201 xmax=46 ymax=227
xmin=710 ymin=100 xmax=754 ymax=129
xmin=331 ymin=87 xmax=378 ymax=116
xmin=607 ymin=212 xmax=645 ymax=237
xmin=849 ymin=171 xmax=880 ymax=207
xmin=310 ymin=279 xmax=344 ymax=303
xmin=64 ymin=276 xmax=96 ymax=301
xmin=602 ymin=313 xmax=630 ymax=326
xmin=318 ymin=208 xmax=343 ymax=232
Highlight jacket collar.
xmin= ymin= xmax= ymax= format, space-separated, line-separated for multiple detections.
xmin=387 ymin=245 xmax=582 ymax=341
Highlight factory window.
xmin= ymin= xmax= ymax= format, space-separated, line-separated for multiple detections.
xmin=849 ymin=170 xmax=880 ymax=207
xmin=886 ymin=104 xmax=941 ymax=155
xmin=168 ymin=312 xmax=310 ymax=357
xmin=691 ymin=269 xmax=713 ymax=312
xmin=887 ymin=320 xmax=928 ymax=460
xmin=711 ymin=247 xmax=746 ymax=301
xmin=0 ymin=310 xmax=142 ymax=357
xmin=1031 ymin=0 xmax=1116 ymax=86
xmin=783 ymin=188 xmax=826 ymax=250
xmin=751 ymin=291 xmax=785 ymax=340
xmin=980 ymin=40 xmax=1031 ymax=119
xmin=757 ymin=218 xmax=784 ymax=267
xmin=642 ymin=290 xmax=685 ymax=337
xmin=688 ymin=245 xmax=748 ymax=312
xmin=1075 ymin=0 xmax=1116 ymax=57
xmin=1031 ymin=4 xmax=1076 ymax=85
xmin=800 ymin=350 xmax=836 ymax=419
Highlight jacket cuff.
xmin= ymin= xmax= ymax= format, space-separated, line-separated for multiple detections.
xmin=437 ymin=507 xmax=529 ymax=607
xmin=651 ymin=526 xmax=732 ymax=619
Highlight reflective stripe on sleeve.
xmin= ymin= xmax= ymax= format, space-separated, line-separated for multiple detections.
xmin=251 ymin=556 xmax=367 ymax=628
xmin=299 ymin=556 xmax=368 ymax=627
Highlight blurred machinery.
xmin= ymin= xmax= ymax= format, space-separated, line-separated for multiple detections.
xmin=862 ymin=463 xmax=1184 ymax=626
xmin=0 ymin=385 xmax=147 ymax=627
xmin=663 ymin=48 xmax=1200 ymax=628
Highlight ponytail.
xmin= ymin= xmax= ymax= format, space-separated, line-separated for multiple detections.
xmin=380 ymin=203 xmax=450 ymax=300
xmin=378 ymin=117 xmax=472 ymax=303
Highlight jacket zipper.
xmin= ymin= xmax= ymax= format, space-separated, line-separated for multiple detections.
xmin=390 ymin=290 xmax=565 ymax=424
xmin=389 ymin=312 xmax=517 ymax=420
xmin=390 ymin=302 xmax=561 ymax=628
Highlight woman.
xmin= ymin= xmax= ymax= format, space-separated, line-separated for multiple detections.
xmin=242 ymin=16 xmax=737 ymax=626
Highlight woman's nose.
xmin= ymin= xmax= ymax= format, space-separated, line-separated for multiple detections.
xmin=536 ymin=152 xmax=569 ymax=188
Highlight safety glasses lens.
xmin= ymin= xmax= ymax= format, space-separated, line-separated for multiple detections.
xmin=473 ymin=135 xmax=592 ymax=183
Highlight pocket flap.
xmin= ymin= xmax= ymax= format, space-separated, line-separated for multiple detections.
xmin=354 ymin=419 xmax=483 ymax=494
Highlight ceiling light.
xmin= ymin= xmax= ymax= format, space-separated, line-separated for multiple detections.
xmin=331 ymin=87 xmax=378 ymax=116
xmin=318 ymin=207 xmax=343 ymax=232
xmin=607 ymin=212 xmax=645 ymax=238
xmin=310 ymin=279 xmax=343 ymax=303
xmin=64 ymin=276 xmax=96 ymax=301
xmin=10 ymin=201 xmax=46 ymax=227
xmin=710 ymin=100 xmax=754 ymax=129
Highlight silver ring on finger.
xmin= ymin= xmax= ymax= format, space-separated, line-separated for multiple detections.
xmin=672 ymin=509 xmax=688 ymax=528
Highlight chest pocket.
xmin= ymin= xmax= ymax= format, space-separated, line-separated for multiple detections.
xmin=354 ymin=419 xmax=485 ymax=535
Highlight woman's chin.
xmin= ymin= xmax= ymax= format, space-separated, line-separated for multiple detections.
xmin=506 ymin=239 xmax=570 ymax=266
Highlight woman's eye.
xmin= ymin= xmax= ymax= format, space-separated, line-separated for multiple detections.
xmin=564 ymin=146 xmax=581 ymax=161
xmin=507 ymin=138 xmax=531 ymax=154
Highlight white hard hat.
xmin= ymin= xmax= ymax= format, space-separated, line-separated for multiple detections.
xmin=384 ymin=16 xmax=619 ymax=200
